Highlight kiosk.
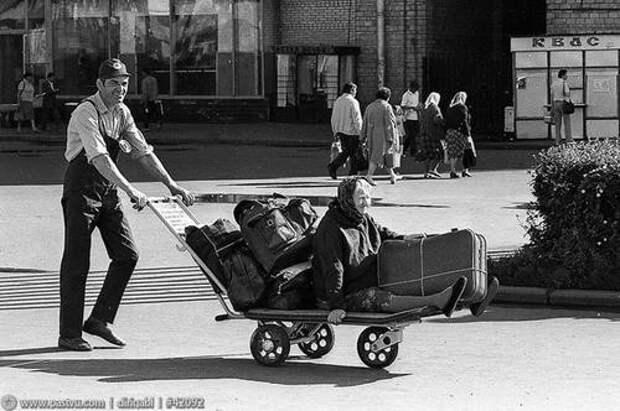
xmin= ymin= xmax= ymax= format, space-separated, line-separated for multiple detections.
xmin=510 ymin=35 xmax=619 ymax=140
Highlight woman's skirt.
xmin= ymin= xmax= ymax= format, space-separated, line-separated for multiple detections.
xmin=415 ymin=133 xmax=443 ymax=162
xmin=17 ymin=101 xmax=34 ymax=121
xmin=445 ymin=128 xmax=470 ymax=159
xmin=344 ymin=287 xmax=393 ymax=312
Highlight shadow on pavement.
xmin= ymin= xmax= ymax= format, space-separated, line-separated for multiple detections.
xmin=0 ymin=347 xmax=63 ymax=356
xmin=428 ymin=305 xmax=620 ymax=324
xmin=0 ymin=356 xmax=408 ymax=387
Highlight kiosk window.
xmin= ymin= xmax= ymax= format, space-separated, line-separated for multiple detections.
xmin=586 ymin=51 xmax=617 ymax=67
xmin=515 ymin=52 xmax=547 ymax=68
xmin=550 ymin=51 xmax=582 ymax=68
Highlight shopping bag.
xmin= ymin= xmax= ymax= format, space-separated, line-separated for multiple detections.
xmin=330 ymin=139 xmax=342 ymax=162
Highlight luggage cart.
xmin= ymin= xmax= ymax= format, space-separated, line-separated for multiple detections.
xmin=148 ymin=196 xmax=441 ymax=369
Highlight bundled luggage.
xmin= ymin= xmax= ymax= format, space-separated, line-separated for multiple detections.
xmin=377 ymin=229 xmax=488 ymax=304
xmin=233 ymin=195 xmax=318 ymax=273
xmin=263 ymin=261 xmax=314 ymax=310
xmin=185 ymin=194 xmax=320 ymax=311
xmin=185 ymin=219 xmax=266 ymax=311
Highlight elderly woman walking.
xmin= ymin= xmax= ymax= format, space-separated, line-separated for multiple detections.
xmin=415 ymin=92 xmax=445 ymax=179
xmin=445 ymin=91 xmax=472 ymax=178
xmin=361 ymin=87 xmax=401 ymax=185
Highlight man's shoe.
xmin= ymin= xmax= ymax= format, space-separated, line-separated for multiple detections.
xmin=462 ymin=170 xmax=472 ymax=177
xmin=327 ymin=165 xmax=337 ymax=180
xmin=442 ymin=276 xmax=468 ymax=318
xmin=450 ymin=172 xmax=460 ymax=179
xmin=83 ymin=317 xmax=126 ymax=347
xmin=470 ymin=276 xmax=500 ymax=317
xmin=58 ymin=336 xmax=93 ymax=351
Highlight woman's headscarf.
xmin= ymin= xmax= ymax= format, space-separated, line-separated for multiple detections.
xmin=331 ymin=176 xmax=369 ymax=224
xmin=450 ymin=91 xmax=467 ymax=107
xmin=424 ymin=92 xmax=441 ymax=109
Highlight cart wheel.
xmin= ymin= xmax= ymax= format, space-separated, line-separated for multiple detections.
xmin=356 ymin=327 xmax=399 ymax=369
xmin=298 ymin=323 xmax=335 ymax=358
xmin=250 ymin=324 xmax=291 ymax=367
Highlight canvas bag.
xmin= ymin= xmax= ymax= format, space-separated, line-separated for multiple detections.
xmin=185 ymin=219 xmax=266 ymax=310
xmin=234 ymin=195 xmax=318 ymax=273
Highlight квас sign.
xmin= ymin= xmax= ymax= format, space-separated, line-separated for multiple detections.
xmin=511 ymin=35 xmax=620 ymax=51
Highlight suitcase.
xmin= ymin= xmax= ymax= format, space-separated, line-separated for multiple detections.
xmin=377 ymin=229 xmax=487 ymax=304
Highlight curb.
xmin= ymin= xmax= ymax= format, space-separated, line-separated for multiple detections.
xmin=495 ymin=285 xmax=620 ymax=309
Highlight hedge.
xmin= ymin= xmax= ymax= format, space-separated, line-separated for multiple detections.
xmin=490 ymin=140 xmax=620 ymax=291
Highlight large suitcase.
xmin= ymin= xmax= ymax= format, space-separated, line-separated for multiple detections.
xmin=377 ymin=229 xmax=487 ymax=304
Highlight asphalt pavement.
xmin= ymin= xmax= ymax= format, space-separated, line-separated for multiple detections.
xmin=1 ymin=123 xmax=619 ymax=410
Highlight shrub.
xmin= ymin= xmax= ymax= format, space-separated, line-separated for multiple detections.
xmin=491 ymin=140 xmax=620 ymax=291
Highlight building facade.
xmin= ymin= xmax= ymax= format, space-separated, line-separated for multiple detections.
xmin=1 ymin=0 xmax=619 ymax=132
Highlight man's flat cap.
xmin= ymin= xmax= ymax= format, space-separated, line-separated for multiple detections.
xmin=98 ymin=58 xmax=130 ymax=80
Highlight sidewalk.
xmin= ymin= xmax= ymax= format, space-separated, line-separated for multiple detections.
xmin=0 ymin=122 xmax=556 ymax=150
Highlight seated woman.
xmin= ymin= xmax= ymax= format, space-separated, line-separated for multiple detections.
xmin=312 ymin=176 xmax=468 ymax=324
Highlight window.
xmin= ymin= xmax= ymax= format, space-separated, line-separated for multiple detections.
xmin=0 ymin=1 xmax=26 ymax=30
xmin=48 ymin=0 xmax=262 ymax=97
xmin=276 ymin=54 xmax=295 ymax=107
xmin=277 ymin=53 xmax=354 ymax=109
xmin=52 ymin=0 xmax=110 ymax=95
xmin=112 ymin=0 xmax=171 ymax=94
xmin=234 ymin=0 xmax=262 ymax=96
xmin=173 ymin=0 xmax=225 ymax=95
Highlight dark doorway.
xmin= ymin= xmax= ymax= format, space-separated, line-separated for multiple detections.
xmin=424 ymin=0 xmax=546 ymax=136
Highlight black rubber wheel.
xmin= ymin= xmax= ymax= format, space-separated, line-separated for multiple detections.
xmin=250 ymin=324 xmax=291 ymax=367
xmin=298 ymin=323 xmax=335 ymax=358
xmin=356 ymin=327 xmax=399 ymax=369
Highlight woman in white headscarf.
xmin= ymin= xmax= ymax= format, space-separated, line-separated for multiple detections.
xmin=445 ymin=91 xmax=473 ymax=178
xmin=415 ymin=92 xmax=445 ymax=178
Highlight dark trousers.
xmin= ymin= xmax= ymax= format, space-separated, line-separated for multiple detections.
xmin=59 ymin=190 xmax=138 ymax=338
xmin=329 ymin=133 xmax=360 ymax=175
xmin=403 ymin=120 xmax=420 ymax=156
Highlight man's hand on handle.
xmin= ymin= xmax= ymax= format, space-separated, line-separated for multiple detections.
xmin=168 ymin=183 xmax=195 ymax=206
xmin=128 ymin=188 xmax=148 ymax=210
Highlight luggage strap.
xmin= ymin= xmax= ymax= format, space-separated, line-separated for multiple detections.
xmin=195 ymin=227 xmax=244 ymax=258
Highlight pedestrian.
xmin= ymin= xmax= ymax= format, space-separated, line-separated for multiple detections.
xmin=312 ymin=176 xmax=468 ymax=324
xmin=445 ymin=91 xmax=472 ymax=178
xmin=400 ymin=80 xmax=421 ymax=157
xmin=327 ymin=82 xmax=363 ymax=179
xmin=550 ymin=68 xmax=572 ymax=145
xmin=391 ymin=105 xmax=405 ymax=175
xmin=416 ymin=92 xmax=444 ymax=179
xmin=58 ymin=58 xmax=195 ymax=352
xmin=361 ymin=87 xmax=400 ymax=185
xmin=15 ymin=72 xmax=40 ymax=133
xmin=40 ymin=72 xmax=62 ymax=132
xmin=141 ymin=68 xmax=162 ymax=131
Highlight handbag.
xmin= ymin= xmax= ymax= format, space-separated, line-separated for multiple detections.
xmin=561 ymin=81 xmax=575 ymax=114
xmin=562 ymin=100 xmax=575 ymax=115
xmin=330 ymin=138 xmax=342 ymax=162
xmin=352 ymin=142 xmax=369 ymax=172
xmin=383 ymin=145 xmax=402 ymax=169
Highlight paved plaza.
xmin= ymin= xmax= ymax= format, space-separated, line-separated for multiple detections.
xmin=1 ymin=128 xmax=618 ymax=410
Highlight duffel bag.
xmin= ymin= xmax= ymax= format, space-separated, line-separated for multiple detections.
xmin=263 ymin=261 xmax=315 ymax=310
xmin=233 ymin=196 xmax=318 ymax=273
xmin=222 ymin=245 xmax=266 ymax=311
xmin=185 ymin=219 xmax=244 ymax=293
xmin=377 ymin=229 xmax=488 ymax=304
